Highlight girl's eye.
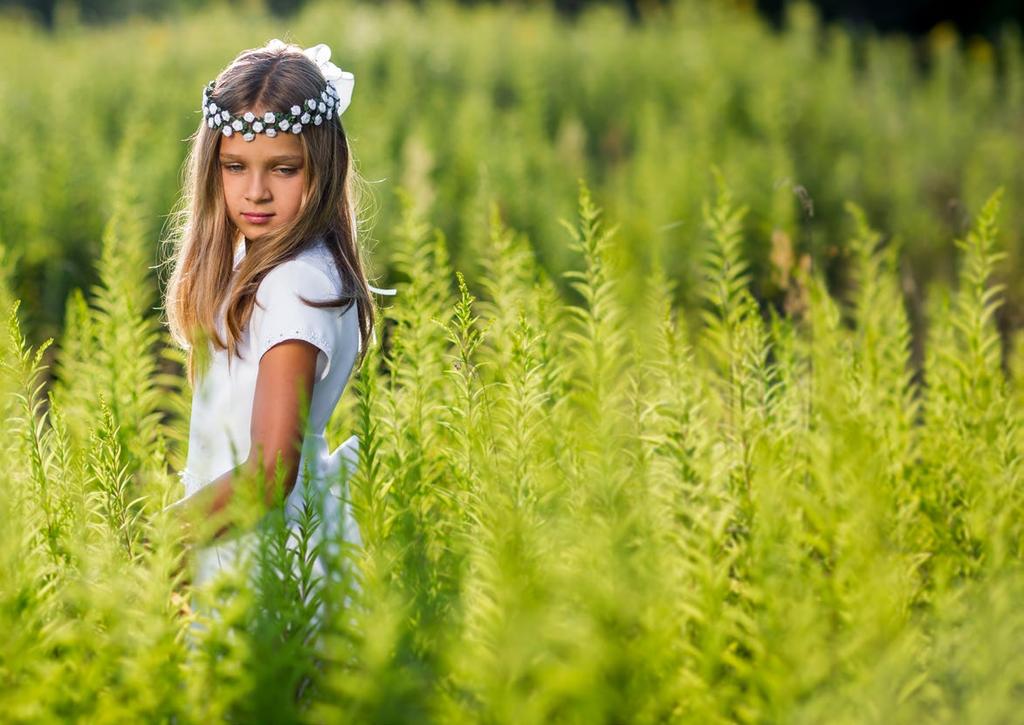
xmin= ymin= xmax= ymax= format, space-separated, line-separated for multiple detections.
xmin=222 ymin=164 xmax=297 ymax=175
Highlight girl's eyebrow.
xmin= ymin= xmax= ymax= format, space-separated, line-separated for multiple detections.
xmin=219 ymin=154 xmax=303 ymax=163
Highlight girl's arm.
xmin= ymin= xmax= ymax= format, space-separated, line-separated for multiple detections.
xmin=167 ymin=339 xmax=320 ymax=548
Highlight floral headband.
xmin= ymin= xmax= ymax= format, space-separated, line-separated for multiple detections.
xmin=202 ymin=39 xmax=355 ymax=141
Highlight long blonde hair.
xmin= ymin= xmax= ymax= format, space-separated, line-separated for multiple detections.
xmin=161 ymin=39 xmax=377 ymax=386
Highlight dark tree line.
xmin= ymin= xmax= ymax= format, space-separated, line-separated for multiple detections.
xmin=759 ymin=0 xmax=1024 ymax=39
xmin=2 ymin=0 xmax=1022 ymax=35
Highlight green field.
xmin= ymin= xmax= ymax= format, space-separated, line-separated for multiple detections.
xmin=1 ymin=1 xmax=1023 ymax=722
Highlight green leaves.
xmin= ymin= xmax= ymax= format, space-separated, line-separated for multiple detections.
xmin=2 ymin=140 xmax=1024 ymax=722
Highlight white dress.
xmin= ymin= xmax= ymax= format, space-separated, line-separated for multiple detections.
xmin=175 ymin=234 xmax=365 ymax=632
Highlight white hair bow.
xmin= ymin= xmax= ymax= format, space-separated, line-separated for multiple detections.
xmin=301 ymin=43 xmax=355 ymax=116
xmin=266 ymin=38 xmax=355 ymax=116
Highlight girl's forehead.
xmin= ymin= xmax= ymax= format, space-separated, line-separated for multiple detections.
xmin=219 ymin=128 xmax=303 ymax=158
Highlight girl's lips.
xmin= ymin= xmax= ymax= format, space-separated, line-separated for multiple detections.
xmin=242 ymin=212 xmax=274 ymax=223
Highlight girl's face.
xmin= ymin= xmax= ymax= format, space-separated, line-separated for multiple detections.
xmin=219 ymin=123 xmax=307 ymax=242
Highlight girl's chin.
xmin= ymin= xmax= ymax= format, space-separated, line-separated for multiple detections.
xmin=241 ymin=226 xmax=272 ymax=240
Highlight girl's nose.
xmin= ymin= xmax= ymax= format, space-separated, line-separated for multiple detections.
xmin=245 ymin=172 xmax=271 ymax=201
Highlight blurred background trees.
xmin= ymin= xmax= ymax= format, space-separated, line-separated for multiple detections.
xmin=3 ymin=0 xmax=1023 ymax=36
xmin=1 ymin=0 xmax=1023 ymax=373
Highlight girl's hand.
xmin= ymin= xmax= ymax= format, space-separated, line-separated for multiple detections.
xmin=170 ymin=590 xmax=193 ymax=619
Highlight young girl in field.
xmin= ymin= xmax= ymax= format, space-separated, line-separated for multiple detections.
xmin=161 ymin=38 xmax=392 ymax=626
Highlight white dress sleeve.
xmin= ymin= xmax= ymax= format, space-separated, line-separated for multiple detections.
xmin=251 ymin=258 xmax=344 ymax=383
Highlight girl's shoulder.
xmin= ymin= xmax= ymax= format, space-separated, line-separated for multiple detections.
xmin=247 ymin=236 xmax=351 ymax=375
xmin=300 ymin=236 xmax=344 ymax=288
xmin=256 ymin=236 xmax=344 ymax=303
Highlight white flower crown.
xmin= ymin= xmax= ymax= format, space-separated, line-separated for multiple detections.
xmin=201 ymin=40 xmax=355 ymax=141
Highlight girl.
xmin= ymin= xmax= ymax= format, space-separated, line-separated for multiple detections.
xmin=161 ymin=38 xmax=392 ymax=628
